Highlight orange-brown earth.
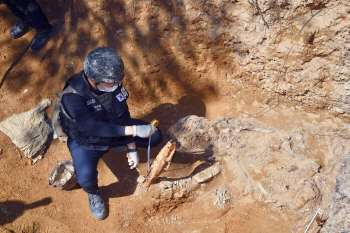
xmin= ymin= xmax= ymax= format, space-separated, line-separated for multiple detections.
xmin=1 ymin=0 xmax=349 ymax=232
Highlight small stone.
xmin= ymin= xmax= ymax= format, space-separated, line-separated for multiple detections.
xmin=288 ymin=165 xmax=299 ymax=172
xmin=295 ymin=132 xmax=304 ymax=141
xmin=160 ymin=181 xmax=173 ymax=189
xmin=137 ymin=175 xmax=146 ymax=183
xmin=333 ymin=107 xmax=346 ymax=114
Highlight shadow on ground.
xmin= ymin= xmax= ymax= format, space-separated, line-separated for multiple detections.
xmin=0 ymin=197 xmax=52 ymax=225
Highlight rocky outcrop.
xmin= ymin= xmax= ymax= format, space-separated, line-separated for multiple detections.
xmin=321 ymin=155 xmax=350 ymax=232
xmin=155 ymin=0 xmax=350 ymax=116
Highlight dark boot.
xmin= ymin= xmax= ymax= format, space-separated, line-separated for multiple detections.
xmin=31 ymin=24 xmax=54 ymax=51
xmin=10 ymin=18 xmax=33 ymax=39
xmin=88 ymin=188 xmax=106 ymax=220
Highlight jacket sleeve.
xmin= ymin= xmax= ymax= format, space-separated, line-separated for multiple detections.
xmin=61 ymin=93 xmax=127 ymax=137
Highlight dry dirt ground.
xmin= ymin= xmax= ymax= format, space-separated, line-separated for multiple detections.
xmin=0 ymin=0 xmax=349 ymax=232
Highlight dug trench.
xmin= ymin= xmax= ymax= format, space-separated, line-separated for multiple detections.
xmin=0 ymin=0 xmax=350 ymax=232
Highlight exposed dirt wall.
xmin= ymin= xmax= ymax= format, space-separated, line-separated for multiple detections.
xmin=176 ymin=0 xmax=350 ymax=116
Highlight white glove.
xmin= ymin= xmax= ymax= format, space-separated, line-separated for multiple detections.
xmin=132 ymin=125 xmax=156 ymax=138
xmin=128 ymin=151 xmax=139 ymax=169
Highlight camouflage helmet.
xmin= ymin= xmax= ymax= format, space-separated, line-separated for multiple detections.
xmin=83 ymin=46 xmax=125 ymax=83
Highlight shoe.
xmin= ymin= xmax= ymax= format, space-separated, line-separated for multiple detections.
xmin=88 ymin=189 xmax=106 ymax=220
xmin=31 ymin=24 xmax=54 ymax=51
xmin=10 ymin=18 xmax=33 ymax=39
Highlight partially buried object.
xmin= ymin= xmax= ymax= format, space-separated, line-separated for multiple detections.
xmin=143 ymin=140 xmax=176 ymax=187
xmin=48 ymin=159 xmax=77 ymax=190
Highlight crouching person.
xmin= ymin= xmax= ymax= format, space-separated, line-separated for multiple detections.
xmin=58 ymin=46 xmax=163 ymax=220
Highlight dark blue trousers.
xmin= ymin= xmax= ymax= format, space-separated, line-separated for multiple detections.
xmin=68 ymin=118 xmax=163 ymax=194
xmin=3 ymin=0 xmax=49 ymax=30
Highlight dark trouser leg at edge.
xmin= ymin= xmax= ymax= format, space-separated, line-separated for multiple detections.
xmin=3 ymin=0 xmax=54 ymax=50
xmin=68 ymin=139 xmax=107 ymax=220
xmin=3 ymin=0 xmax=33 ymax=39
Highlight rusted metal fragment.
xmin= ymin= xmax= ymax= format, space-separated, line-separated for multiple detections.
xmin=143 ymin=141 xmax=176 ymax=187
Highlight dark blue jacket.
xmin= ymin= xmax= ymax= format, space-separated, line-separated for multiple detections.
xmin=59 ymin=71 xmax=131 ymax=151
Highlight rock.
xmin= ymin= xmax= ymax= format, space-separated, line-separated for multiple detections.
xmin=295 ymin=132 xmax=304 ymax=141
xmin=320 ymin=155 xmax=350 ymax=232
xmin=287 ymin=165 xmax=299 ymax=172
xmin=160 ymin=181 xmax=173 ymax=189
xmin=137 ymin=175 xmax=146 ymax=183
xmin=192 ymin=163 xmax=221 ymax=183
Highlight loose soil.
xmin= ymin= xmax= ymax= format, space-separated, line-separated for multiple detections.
xmin=0 ymin=0 xmax=349 ymax=232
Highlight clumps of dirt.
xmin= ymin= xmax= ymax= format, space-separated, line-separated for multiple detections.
xmin=164 ymin=115 xmax=324 ymax=211
xmin=134 ymin=158 xmax=223 ymax=215
xmin=131 ymin=115 xmax=333 ymax=220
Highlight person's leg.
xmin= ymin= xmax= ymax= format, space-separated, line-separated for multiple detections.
xmin=109 ymin=118 xmax=163 ymax=148
xmin=67 ymin=138 xmax=106 ymax=220
xmin=3 ymin=0 xmax=26 ymax=20
xmin=8 ymin=0 xmax=48 ymax=29
xmin=3 ymin=0 xmax=33 ymax=39
xmin=7 ymin=0 xmax=53 ymax=50
xmin=68 ymin=138 xmax=104 ymax=193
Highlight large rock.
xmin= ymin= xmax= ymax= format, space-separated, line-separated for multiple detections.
xmin=321 ymin=155 xmax=350 ymax=232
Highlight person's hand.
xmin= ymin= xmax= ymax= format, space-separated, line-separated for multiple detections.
xmin=132 ymin=125 xmax=156 ymax=138
xmin=128 ymin=151 xmax=139 ymax=169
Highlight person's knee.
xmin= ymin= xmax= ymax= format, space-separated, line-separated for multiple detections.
xmin=77 ymin=174 xmax=97 ymax=188
xmin=152 ymin=129 xmax=163 ymax=146
xmin=76 ymin=168 xmax=97 ymax=187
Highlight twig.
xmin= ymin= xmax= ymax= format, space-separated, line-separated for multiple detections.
xmin=222 ymin=98 xmax=278 ymax=118
xmin=267 ymin=0 xmax=278 ymax=24
xmin=235 ymin=154 xmax=253 ymax=184
xmin=340 ymin=13 xmax=349 ymax=21
xmin=275 ymin=6 xmax=327 ymax=97
xmin=336 ymin=133 xmax=350 ymax=139
xmin=304 ymin=208 xmax=320 ymax=233
xmin=264 ymin=0 xmax=278 ymax=38
xmin=248 ymin=0 xmax=269 ymax=29
xmin=316 ymin=172 xmax=332 ymax=196
xmin=283 ymin=7 xmax=326 ymax=66
xmin=292 ymin=205 xmax=307 ymax=233
xmin=326 ymin=158 xmax=341 ymax=175
xmin=312 ymin=125 xmax=349 ymax=138
xmin=234 ymin=6 xmax=253 ymax=18
xmin=254 ymin=150 xmax=265 ymax=159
